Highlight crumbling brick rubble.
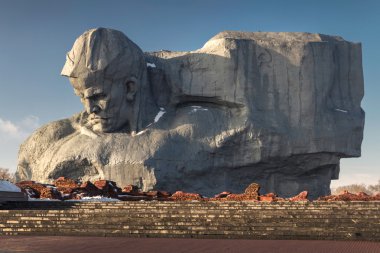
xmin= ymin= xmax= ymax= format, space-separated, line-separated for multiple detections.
xmin=15 ymin=178 xmax=380 ymax=202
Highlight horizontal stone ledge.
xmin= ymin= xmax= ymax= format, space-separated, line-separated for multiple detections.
xmin=1 ymin=210 xmax=376 ymax=217
xmin=3 ymin=216 xmax=377 ymax=222
xmin=3 ymin=205 xmax=379 ymax=210
xmin=2 ymin=209 xmax=378 ymax=215
xmin=1 ymin=228 xmax=377 ymax=240
xmin=4 ymin=209 xmax=379 ymax=215
xmin=1 ymin=216 xmax=378 ymax=223
xmin=2 ymin=209 xmax=379 ymax=213
xmin=3 ymin=201 xmax=379 ymax=206
xmin=1 ymin=224 xmax=378 ymax=234
xmin=0 ymin=212 xmax=380 ymax=218
xmin=1 ymin=226 xmax=378 ymax=234
xmin=1 ymin=222 xmax=379 ymax=231
xmin=5 ymin=205 xmax=376 ymax=210
xmin=0 ymin=226 xmax=375 ymax=234
xmin=1 ymin=213 xmax=379 ymax=219
xmin=2 ymin=208 xmax=379 ymax=214
xmin=1 ymin=232 xmax=375 ymax=241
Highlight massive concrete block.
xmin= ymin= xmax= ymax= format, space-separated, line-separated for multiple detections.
xmin=16 ymin=29 xmax=364 ymax=199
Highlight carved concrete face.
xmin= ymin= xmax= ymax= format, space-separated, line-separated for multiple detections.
xmin=70 ymin=77 xmax=137 ymax=133
xmin=61 ymin=28 xmax=146 ymax=133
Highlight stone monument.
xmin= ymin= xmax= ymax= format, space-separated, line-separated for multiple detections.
xmin=16 ymin=28 xmax=364 ymax=199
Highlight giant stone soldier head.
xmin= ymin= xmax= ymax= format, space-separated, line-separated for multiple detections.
xmin=61 ymin=28 xmax=147 ymax=133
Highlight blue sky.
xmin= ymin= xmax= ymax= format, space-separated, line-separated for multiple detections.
xmin=0 ymin=0 xmax=378 ymax=186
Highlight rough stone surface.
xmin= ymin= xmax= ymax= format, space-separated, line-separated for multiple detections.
xmin=16 ymin=28 xmax=365 ymax=199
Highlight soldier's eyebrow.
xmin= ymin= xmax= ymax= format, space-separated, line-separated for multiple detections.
xmin=84 ymin=87 xmax=104 ymax=98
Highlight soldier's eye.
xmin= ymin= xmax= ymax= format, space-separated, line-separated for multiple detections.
xmin=93 ymin=93 xmax=106 ymax=100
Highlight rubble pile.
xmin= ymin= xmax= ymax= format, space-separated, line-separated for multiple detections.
xmin=16 ymin=181 xmax=60 ymax=199
xmin=170 ymin=191 xmax=203 ymax=201
xmin=259 ymin=193 xmax=278 ymax=202
xmin=317 ymin=190 xmax=380 ymax=201
xmin=78 ymin=181 xmax=102 ymax=197
xmin=53 ymin=177 xmax=80 ymax=199
xmin=93 ymin=180 xmax=121 ymax=198
xmin=14 ymin=178 xmax=380 ymax=202
xmin=288 ymin=191 xmax=308 ymax=202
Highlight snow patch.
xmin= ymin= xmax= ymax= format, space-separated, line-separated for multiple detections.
xmin=66 ymin=196 xmax=120 ymax=202
xmin=28 ymin=198 xmax=61 ymax=201
xmin=147 ymin=62 xmax=156 ymax=68
xmin=189 ymin=106 xmax=209 ymax=114
xmin=154 ymin=108 xmax=166 ymax=123
xmin=0 ymin=180 xmax=21 ymax=192
xmin=0 ymin=115 xmax=40 ymax=140
xmin=135 ymin=129 xmax=147 ymax=136
xmin=335 ymin=108 xmax=348 ymax=113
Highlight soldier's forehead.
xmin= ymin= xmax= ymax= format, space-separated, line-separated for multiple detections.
xmin=70 ymin=77 xmax=107 ymax=90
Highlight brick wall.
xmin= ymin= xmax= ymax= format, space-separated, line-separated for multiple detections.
xmin=0 ymin=201 xmax=379 ymax=241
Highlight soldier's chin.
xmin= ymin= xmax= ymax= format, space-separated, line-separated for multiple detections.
xmin=91 ymin=122 xmax=113 ymax=133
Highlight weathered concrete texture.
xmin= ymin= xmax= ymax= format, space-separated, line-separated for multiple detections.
xmin=16 ymin=29 xmax=364 ymax=199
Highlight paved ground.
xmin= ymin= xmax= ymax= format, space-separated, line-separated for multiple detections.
xmin=0 ymin=237 xmax=379 ymax=253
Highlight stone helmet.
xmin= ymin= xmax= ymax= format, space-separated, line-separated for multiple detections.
xmin=61 ymin=27 xmax=146 ymax=82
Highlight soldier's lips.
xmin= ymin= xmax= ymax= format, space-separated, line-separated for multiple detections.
xmin=90 ymin=117 xmax=110 ymax=123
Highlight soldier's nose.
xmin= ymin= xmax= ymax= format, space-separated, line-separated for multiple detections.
xmin=91 ymin=105 xmax=101 ymax=114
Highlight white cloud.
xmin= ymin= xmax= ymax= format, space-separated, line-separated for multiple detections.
xmin=0 ymin=115 xmax=40 ymax=173
xmin=0 ymin=115 xmax=40 ymax=140
xmin=0 ymin=118 xmax=20 ymax=137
